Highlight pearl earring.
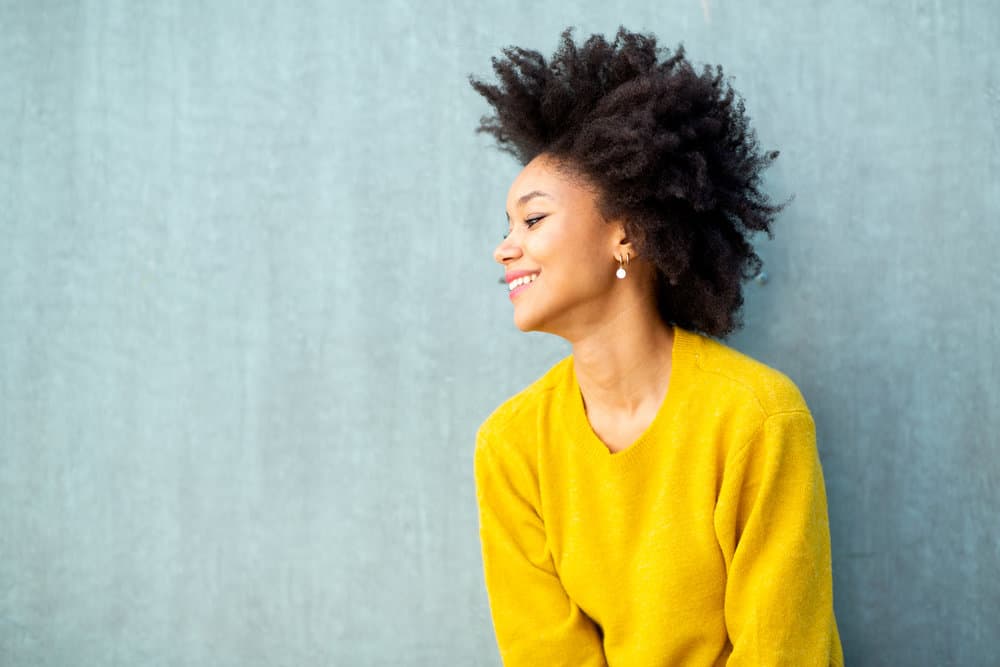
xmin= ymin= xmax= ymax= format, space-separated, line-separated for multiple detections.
xmin=615 ymin=253 xmax=629 ymax=279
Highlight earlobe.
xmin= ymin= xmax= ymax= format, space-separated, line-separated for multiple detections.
xmin=613 ymin=231 xmax=634 ymax=279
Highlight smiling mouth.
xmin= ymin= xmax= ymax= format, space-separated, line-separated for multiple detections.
xmin=507 ymin=273 xmax=538 ymax=299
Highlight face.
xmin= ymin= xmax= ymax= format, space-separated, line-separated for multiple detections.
xmin=494 ymin=154 xmax=627 ymax=338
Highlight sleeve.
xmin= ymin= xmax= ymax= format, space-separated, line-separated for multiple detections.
xmin=713 ymin=410 xmax=844 ymax=666
xmin=474 ymin=429 xmax=608 ymax=667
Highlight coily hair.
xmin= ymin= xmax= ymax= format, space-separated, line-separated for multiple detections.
xmin=470 ymin=27 xmax=788 ymax=337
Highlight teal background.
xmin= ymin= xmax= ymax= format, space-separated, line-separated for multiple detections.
xmin=2 ymin=1 xmax=998 ymax=665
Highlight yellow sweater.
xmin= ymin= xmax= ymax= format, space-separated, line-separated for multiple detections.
xmin=474 ymin=327 xmax=843 ymax=666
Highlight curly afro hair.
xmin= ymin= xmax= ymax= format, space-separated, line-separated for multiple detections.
xmin=470 ymin=27 xmax=788 ymax=338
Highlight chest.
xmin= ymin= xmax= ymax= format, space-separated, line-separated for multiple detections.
xmin=539 ymin=441 xmax=728 ymax=630
xmin=584 ymin=405 xmax=661 ymax=453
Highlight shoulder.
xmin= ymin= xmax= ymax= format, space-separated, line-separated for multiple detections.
xmin=680 ymin=331 xmax=818 ymax=466
xmin=684 ymin=330 xmax=810 ymax=418
xmin=476 ymin=355 xmax=572 ymax=448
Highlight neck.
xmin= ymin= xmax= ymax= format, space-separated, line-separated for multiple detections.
xmin=569 ymin=293 xmax=675 ymax=417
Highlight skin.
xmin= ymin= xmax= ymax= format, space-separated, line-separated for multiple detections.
xmin=494 ymin=154 xmax=676 ymax=453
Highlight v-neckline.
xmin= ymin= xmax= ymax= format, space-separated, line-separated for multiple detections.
xmin=565 ymin=325 xmax=696 ymax=465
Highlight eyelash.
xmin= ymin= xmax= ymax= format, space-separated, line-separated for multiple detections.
xmin=503 ymin=216 xmax=545 ymax=239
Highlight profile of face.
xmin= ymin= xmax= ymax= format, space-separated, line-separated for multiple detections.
xmin=494 ymin=154 xmax=632 ymax=340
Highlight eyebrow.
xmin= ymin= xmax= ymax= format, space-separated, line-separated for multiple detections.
xmin=505 ymin=190 xmax=554 ymax=219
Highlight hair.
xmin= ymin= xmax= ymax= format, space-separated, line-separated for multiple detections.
xmin=469 ymin=27 xmax=789 ymax=338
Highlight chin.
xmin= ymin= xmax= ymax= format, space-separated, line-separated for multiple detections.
xmin=512 ymin=306 xmax=546 ymax=333
xmin=514 ymin=309 xmax=564 ymax=337
xmin=512 ymin=314 xmax=539 ymax=332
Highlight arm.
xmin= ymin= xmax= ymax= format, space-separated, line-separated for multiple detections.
xmin=713 ymin=410 xmax=844 ymax=666
xmin=474 ymin=431 xmax=608 ymax=667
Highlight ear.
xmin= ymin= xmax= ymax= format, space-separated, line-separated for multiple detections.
xmin=610 ymin=220 xmax=636 ymax=260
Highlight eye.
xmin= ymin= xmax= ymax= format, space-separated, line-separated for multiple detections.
xmin=503 ymin=215 xmax=545 ymax=239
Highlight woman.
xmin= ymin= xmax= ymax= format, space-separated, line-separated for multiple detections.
xmin=470 ymin=27 xmax=843 ymax=666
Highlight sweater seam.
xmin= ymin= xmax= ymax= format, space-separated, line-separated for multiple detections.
xmin=479 ymin=383 xmax=559 ymax=437
xmin=691 ymin=345 xmax=802 ymax=417
xmin=692 ymin=358 xmax=769 ymax=415
xmin=728 ymin=409 xmax=813 ymax=468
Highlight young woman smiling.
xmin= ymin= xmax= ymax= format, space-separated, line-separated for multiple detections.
xmin=470 ymin=28 xmax=843 ymax=666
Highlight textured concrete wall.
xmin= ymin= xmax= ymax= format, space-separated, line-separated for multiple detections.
xmin=1 ymin=1 xmax=997 ymax=665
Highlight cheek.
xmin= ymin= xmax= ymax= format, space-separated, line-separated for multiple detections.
xmin=562 ymin=230 xmax=613 ymax=273
xmin=545 ymin=241 xmax=615 ymax=295
xmin=539 ymin=225 xmax=602 ymax=262
xmin=522 ymin=232 xmax=559 ymax=265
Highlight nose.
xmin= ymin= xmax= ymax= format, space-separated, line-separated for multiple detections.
xmin=493 ymin=233 xmax=522 ymax=265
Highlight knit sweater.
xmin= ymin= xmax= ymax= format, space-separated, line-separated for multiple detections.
xmin=474 ymin=326 xmax=843 ymax=666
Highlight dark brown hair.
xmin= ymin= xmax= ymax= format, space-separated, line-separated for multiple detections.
xmin=470 ymin=27 xmax=788 ymax=337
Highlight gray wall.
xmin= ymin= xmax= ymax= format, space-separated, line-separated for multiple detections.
xmin=1 ymin=1 xmax=997 ymax=665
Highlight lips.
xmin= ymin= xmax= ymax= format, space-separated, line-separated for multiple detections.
xmin=505 ymin=269 xmax=539 ymax=283
xmin=506 ymin=270 xmax=539 ymax=300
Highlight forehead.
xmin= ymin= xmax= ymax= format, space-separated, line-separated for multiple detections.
xmin=506 ymin=156 xmax=578 ymax=206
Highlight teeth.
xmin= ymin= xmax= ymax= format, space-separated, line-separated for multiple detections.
xmin=507 ymin=273 xmax=538 ymax=291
